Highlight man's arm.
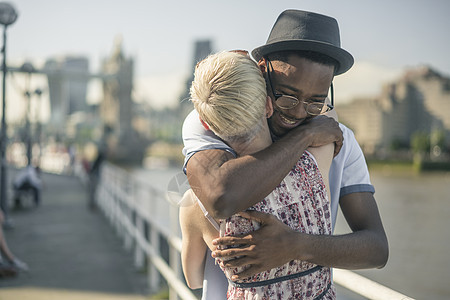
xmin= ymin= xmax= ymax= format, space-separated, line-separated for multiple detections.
xmin=211 ymin=192 xmax=388 ymax=280
xmin=186 ymin=115 xmax=343 ymax=219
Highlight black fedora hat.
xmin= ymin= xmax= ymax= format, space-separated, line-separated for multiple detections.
xmin=252 ymin=9 xmax=354 ymax=75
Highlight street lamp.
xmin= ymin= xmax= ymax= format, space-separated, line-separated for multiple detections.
xmin=33 ymin=88 xmax=43 ymax=166
xmin=0 ymin=2 xmax=17 ymax=223
xmin=20 ymin=62 xmax=34 ymax=166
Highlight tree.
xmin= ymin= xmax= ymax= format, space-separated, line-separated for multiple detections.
xmin=410 ymin=131 xmax=430 ymax=155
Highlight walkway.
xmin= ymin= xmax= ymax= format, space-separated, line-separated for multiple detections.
xmin=0 ymin=169 xmax=151 ymax=300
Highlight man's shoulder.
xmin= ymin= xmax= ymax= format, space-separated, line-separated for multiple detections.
xmin=182 ymin=109 xmax=201 ymax=131
xmin=332 ymin=123 xmax=361 ymax=164
xmin=182 ymin=109 xmax=233 ymax=151
xmin=182 ymin=109 xmax=236 ymax=173
xmin=338 ymin=123 xmax=359 ymax=149
xmin=338 ymin=123 xmax=355 ymax=138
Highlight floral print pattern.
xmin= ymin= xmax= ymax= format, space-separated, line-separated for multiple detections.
xmin=219 ymin=151 xmax=335 ymax=299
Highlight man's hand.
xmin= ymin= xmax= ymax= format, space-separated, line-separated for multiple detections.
xmin=212 ymin=192 xmax=389 ymax=281
xmin=211 ymin=210 xmax=297 ymax=281
xmin=298 ymin=115 xmax=343 ymax=157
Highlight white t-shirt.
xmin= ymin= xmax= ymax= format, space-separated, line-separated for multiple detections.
xmin=181 ymin=109 xmax=375 ymax=300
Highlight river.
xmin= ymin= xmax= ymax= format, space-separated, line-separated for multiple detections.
xmin=136 ymin=166 xmax=450 ymax=299
xmin=335 ymin=169 xmax=450 ymax=300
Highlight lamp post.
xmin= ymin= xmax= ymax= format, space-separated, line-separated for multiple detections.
xmin=20 ymin=62 xmax=34 ymax=166
xmin=0 ymin=2 xmax=17 ymax=222
xmin=34 ymin=88 xmax=43 ymax=165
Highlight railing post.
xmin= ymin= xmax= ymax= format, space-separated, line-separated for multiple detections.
xmin=111 ymin=171 xmax=119 ymax=233
xmin=133 ymin=182 xmax=145 ymax=270
xmin=117 ymin=173 xmax=125 ymax=239
xmin=134 ymin=213 xmax=145 ymax=269
xmin=124 ymin=207 xmax=132 ymax=250
xmin=148 ymin=189 xmax=161 ymax=292
xmin=123 ymin=176 xmax=133 ymax=251
xmin=169 ymin=203 xmax=181 ymax=300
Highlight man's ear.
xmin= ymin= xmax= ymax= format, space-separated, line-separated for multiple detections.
xmin=323 ymin=97 xmax=338 ymax=121
xmin=265 ymin=96 xmax=273 ymax=118
xmin=199 ymin=116 xmax=210 ymax=131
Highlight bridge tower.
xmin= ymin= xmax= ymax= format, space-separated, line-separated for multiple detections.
xmin=100 ymin=37 xmax=147 ymax=164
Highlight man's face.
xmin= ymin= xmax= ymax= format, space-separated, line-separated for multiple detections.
xmin=262 ymin=55 xmax=335 ymax=137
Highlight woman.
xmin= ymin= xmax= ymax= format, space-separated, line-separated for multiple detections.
xmin=0 ymin=210 xmax=29 ymax=276
xmin=180 ymin=51 xmax=336 ymax=299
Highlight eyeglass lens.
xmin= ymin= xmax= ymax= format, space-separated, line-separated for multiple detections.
xmin=266 ymin=58 xmax=333 ymax=115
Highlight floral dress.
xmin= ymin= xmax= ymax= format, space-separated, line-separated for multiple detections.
xmin=219 ymin=151 xmax=335 ymax=300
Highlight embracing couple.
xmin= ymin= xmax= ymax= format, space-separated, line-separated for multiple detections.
xmin=179 ymin=9 xmax=388 ymax=300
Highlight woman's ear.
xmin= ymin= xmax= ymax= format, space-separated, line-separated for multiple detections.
xmin=265 ymin=96 xmax=273 ymax=118
xmin=258 ymin=59 xmax=267 ymax=74
xmin=199 ymin=116 xmax=210 ymax=130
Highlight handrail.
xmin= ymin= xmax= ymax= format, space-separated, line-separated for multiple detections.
xmin=333 ymin=269 xmax=414 ymax=300
xmin=96 ymin=162 xmax=197 ymax=300
xmin=94 ymin=163 xmax=414 ymax=300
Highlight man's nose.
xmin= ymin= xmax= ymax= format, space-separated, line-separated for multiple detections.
xmin=288 ymin=102 xmax=308 ymax=119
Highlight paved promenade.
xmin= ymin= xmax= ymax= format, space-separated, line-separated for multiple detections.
xmin=0 ymin=170 xmax=151 ymax=300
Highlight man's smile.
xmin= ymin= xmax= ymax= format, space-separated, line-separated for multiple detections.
xmin=279 ymin=113 xmax=301 ymax=126
xmin=275 ymin=110 xmax=308 ymax=128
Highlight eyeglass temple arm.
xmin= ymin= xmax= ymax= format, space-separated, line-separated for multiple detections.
xmin=330 ymin=82 xmax=334 ymax=108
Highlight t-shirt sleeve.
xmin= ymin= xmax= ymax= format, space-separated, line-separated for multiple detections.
xmin=339 ymin=124 xmax=375 ymax=197
xmin=181 ymin=110 xmax=236 ymax=174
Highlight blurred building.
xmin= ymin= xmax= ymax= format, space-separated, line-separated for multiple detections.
xmin=44 ymin=56 xmax=89 ymax=133
xmin=40 ymin=38 xmax=150 ymax=165
xmin=177 ymin=40 xmax=213 ymax=119
xmin=337 ymin=66 xmax=450 ymax=156
xmin=12 ymin=38 xmax=215 ymax=166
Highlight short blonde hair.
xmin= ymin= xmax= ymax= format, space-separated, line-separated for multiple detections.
xmin=190 ymin=51 xmax=267 ymax=144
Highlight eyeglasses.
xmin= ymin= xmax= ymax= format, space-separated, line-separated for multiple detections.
xmin=265 ymin=58 xmax=334 ymax=115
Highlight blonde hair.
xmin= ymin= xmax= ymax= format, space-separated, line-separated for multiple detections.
xmin=190 ymin=51 xmax=267 ymax=145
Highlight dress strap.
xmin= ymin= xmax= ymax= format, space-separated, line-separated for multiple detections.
xmin=314 ymin=281 xmax=332 ymax=300
xmin=304 ymin=149 xmax=318 ymax=166
xmin=195 ymin=195 xmax=220 ymax=231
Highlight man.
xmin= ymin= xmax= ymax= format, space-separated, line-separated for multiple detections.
xmin=182 ymin=9 xmax=388 ymax=298
xmin=12 ymin=165 xmax=42 ymax=207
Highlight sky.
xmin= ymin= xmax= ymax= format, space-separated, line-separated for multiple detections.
xmin=3 ymin=0 xmax=450 ymax=122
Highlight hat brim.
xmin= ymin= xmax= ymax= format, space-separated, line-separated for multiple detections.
xmin=251 ymin=40 xmax=354 ymax=75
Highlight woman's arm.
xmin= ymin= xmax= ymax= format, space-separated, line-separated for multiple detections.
xmin=306 ymin=107 xmax=338 ymax=199
xmin=307 ymin=143 xmax=334 ymax=200
xmin=179 ymin=192 xmax=208 ymax=289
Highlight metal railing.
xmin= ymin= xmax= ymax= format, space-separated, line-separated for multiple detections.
xmin=95 ymin=163 xmax=414 ymax=300
xmin=96 ymin=162 xmax=197 ymax=300
xmin=333 ymin=269 xmax=414 ymax=300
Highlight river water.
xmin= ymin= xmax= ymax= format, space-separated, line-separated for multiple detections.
xmin=137 ymin=166 xmax=450 ymax=299
xmin=334 ymin=169 xmax=450 ymax=300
